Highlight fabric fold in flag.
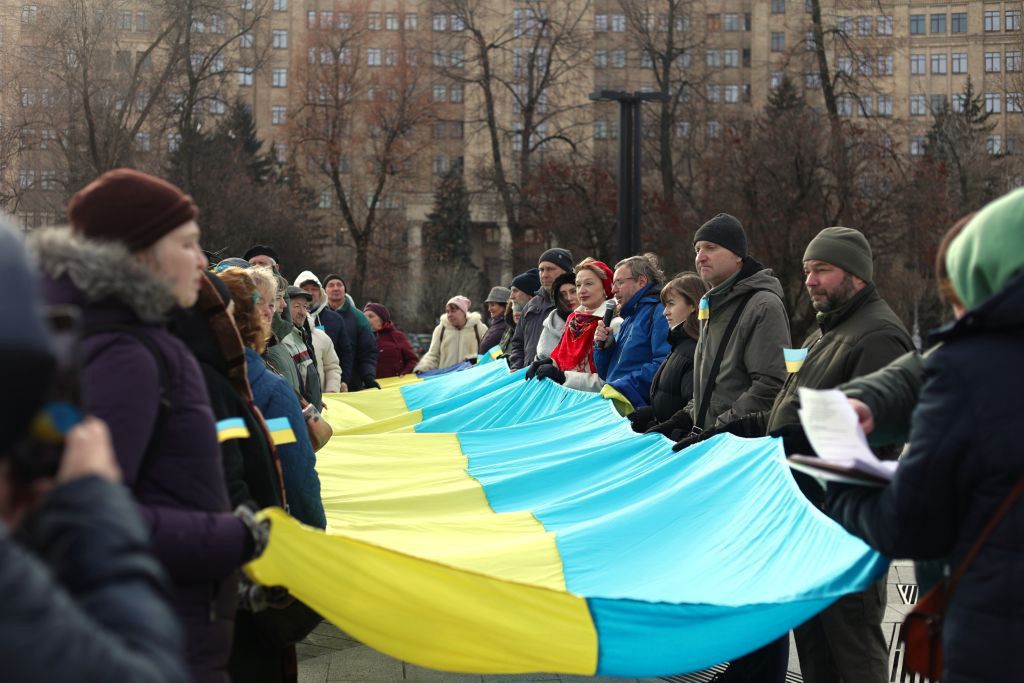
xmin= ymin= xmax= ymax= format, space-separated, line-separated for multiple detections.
xmin=246 ymin=360 xmax=889 ymax=677
xmin=215 ymin=417 xmax=250 ymax=443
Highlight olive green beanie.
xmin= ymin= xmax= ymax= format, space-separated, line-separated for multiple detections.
xmin=802 ymin=227 xmax=873 ymax=282
xmin=946 ymin=187 xmax=1024 ymax=309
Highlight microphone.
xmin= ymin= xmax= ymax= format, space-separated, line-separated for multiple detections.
xmin=600 ymin=305 xmax=616 ymax=350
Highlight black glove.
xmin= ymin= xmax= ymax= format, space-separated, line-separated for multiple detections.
xmin=525 ymin=357 xmax=553 ymax=381
xmin=535 ymin=362 xmax=566 ymax=385
xmin=672 ymin=414 xmax=762 ymax=452
xmin=646 ymin=410 xmax=694 ymax=438
xmin=235 ymin=505 xmax=271 ymax=560
xmin=627 ymin=406 xmax=655 ymax=433
xmin=769 ymin=423 xmax=816 ymax=457
xmin=238 ymin=576 xmax=294 ymax=612
xmin=363 ymin=377 xmax=381 ymax=390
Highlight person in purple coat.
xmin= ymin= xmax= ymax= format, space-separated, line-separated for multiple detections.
xmin=30 ymin=169 xmax=268 ymax=683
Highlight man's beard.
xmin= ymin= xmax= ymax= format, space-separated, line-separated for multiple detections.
xmin=810 ymin=274 xmax=857 ymax=312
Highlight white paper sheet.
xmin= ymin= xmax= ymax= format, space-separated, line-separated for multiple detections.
xmin=796 ymin=387 xmax=898 ymax=481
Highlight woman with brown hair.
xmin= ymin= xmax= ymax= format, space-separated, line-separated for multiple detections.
xmin=216 ymin=268 xmax=325 ymax=530
xmin=629 ymin=272 xmax=709 ymax=437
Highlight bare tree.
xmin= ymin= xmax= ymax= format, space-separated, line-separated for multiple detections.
xmin=434 ymin=0 xmax=592 ymax=274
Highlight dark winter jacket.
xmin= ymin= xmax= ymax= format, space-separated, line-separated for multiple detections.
xmin=294 ymin=272 xmax=353 ymax=386
xmin=1 ymin=477 xmax=190 ymax=683
xmin=827 ymin=271 xmax=1024 ymax=683
xmin=840 ymin=348 xmax=928 ymax=447
xmin=593 ymin=283 xmax=671 ymax=408
xmin=374 ymin=324 xmax=418 ymax=378
xmin=686 ymin=257 xmax=791 ymax=430
xmin=245 ymin=347 xmax=326 ymax=529
xmin=32 ymin=228 xmax=248 ymax=683
xmin=478 ymin=313 xmax=507 ymax=355
xmin=762 ymin=284 xmax=914 ymax=432
xmin=649 ymin=324 xmax=698 ymax=424
xmin=334 ymin=294 xmax=379 ymax=390
xmin=507 ymin=288 xmax=554 ymax=370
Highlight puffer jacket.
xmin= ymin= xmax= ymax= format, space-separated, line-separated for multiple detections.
xmin=31 ymin=227 xmax=248 ymax=683
xmin=535 ymin=309 xmax=566 ymax=360
xmin=686 ymin=257 xmax=790 ymax=430
xmin=507 ymin=288 xmax=554 ymax=370
xmin=827 ymin=271 xmax=1024 ymax=683
xmin=330 ymin=293 xmax=378 ymax=390
xmin=649 ymin=324 xmax=698 ymax=424
xmin=414 ymin=312 xmax=488 ymax=372
xmin=593 ymin=283 xmax=671 ymax=408
xmin=308 ymin=318 xmax=342 ymax=393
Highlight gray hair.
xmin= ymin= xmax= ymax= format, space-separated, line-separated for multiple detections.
xmin=248 ymin=266 xmax=279 ymax=298
xmin=615 ymin=252 xmax=664 ymax=285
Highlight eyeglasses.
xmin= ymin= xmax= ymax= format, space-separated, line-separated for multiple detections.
xmin=612 ymin=277 xmax=636 ymax=288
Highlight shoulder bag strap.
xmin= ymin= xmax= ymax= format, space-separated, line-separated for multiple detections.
xmin=695 ymin=290 xmax=758 ymax=429
xmin=947 ymin=477 xmax=1024 ymax=596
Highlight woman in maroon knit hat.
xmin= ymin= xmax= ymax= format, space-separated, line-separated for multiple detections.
xmin=30 ymin=169 xmax=268 ymax=683
xmin=363 ymin=302 xmax=418 ymax=378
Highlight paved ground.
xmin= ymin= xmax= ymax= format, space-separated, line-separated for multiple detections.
xmin=298 ymin=561 xmax=918 ymax=683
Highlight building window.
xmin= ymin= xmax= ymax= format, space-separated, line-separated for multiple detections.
xmin=857 ymin=16 xmax=871 ymax=36
xmin=876 ymin=55 xmax=893 ymax=76
xmin=837 ymin=16 xmax=852 ymax=34
xmin=987 ymin=134 xmax=1002 ymax=155
xmin=240 ymin=31 xmax=253 ymax=48
xmin=837 ymin=56 xmax=852 ymax=76
xmin=1008 ymin=93 xmax=1023 ymax=112
xmin=271 ymin=68 xmax=287 ymax=87
xmin=21 ymin=4 xmax=37 ymax=23
xmin=271 ymin=105 xmax=287 ymax=124
xmin=770 ymin=72 xmax=783 ymax=88
xmin=805 ymin=31 xmax=816 ymax=50
xmin=909 ymin=14 xmax=925 ymax=34
xmin=705 ymin=84 xmax=720 ymax=102
xmin=910 ymin=136 xmax=926 ymax=156
xmin=1008 ymin=51 xmax=1022 ymax=72
xmin=318 ymin=191 xmax=332 ymax=209
xmin=611 ymin=15 xmax=626 ymax=32
xmin=805 ymin=72 xmax=821 ymax=89
xmin=118 ymin=10 xmax=132 ymax=30
xmin=272 ymin=29 xmax=287 ymax=48
xmin=707 ymin=121 xmax=720 ymax=138
xmin=931 ymin=14 xmax=946 ymax=34
xmin=952 ymin=53 xmax=968 ymax=74
xmin=451 ymin=14 xmax=465 ymax=31
xmin=432 ymin=155 xmax=447 ymax=175
xmin=723 ymin=13 xmax=739 ymax=31
xmin=706 ymin=49 xmax=721 ymax=67
xmin=707 ymin=14 xmax=721 ymax=31
xmin=931 ymin=95 xmax=947 ymax=113
xmin=450 ymin=85 xmax=463 ymax=103
xmin=367 ymin=48 xmax=381 ymax=66
xmin=723 ymin=49 xmax=738 ymax=67
xmin=1008 ymin=10 xmax=1021 ymax=31
xmin=594 ymin=14 xmax=607 ymax=32
xmin=337 ymin=13 xmax=352 ymax=29
xmin=877 ymin=15 xmax=892 ymax=35
xmin=837 ymin=95 xmax=852 ymax=117
xmin=271 ymin=0 xmax=286 ymax=10
xmin=611 ymin=49 xmax=626 ymax=68
xmin=594 ymin=49 xmax=607 ymax=68
xmin=986 ymin=52 xmax=1001 ymax=73
xmin=771 ymin=0 xmax=785 ymax=15
xmin=405 ymin=13 xmax=418 ymax=30
xmin=770 ymin=32 xmax=785 ymax=52
xmin=952 ymin=94 xmax=966 ymax=112
xmin=951 ymin=12 xmax=967 ymax=33
xmin=432 ymin=14 xmax=446 ymax=31
xmin=238 ymin=67 xmax=253 ymax=86
xmin=985 ymin=92 xmax=1002 ymax=113
xmin=859 ymin=96 xmax=872 ymax=116
xmin=675 ymin=121 xmax=690 ymax=138
xmin=385 ymin=13 xmax=398 ymax=30
xmin=910 ymin=95 xmax=926 ymax=116
xmin=209 ymin=99 xmax=225 ymax=115
xmin=931 ymin=53 xmax=947 ymax=74
xmin=984 ymin=10 xmax=1000 ymax=31
xmin=724 ymin=84 xmax=740 ymax=102
xmin=910 ymin=54 xmax=926 ymax=75
xmin=594 ymin=120 xmax=608 ymax=139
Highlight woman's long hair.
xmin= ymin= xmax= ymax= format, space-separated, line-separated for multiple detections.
xmin=661 ymin=272 xmax=709 ymax=340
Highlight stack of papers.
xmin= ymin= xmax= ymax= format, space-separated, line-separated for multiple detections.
xmin=789 ymin=388 xmax=899 ymax=487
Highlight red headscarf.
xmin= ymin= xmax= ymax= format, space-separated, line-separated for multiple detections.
xmin=549 ymin=261 xmax=613 ymax=373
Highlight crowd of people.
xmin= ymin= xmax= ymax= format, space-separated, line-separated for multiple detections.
xmin=0 ymin=166 xmax=1020 ymax=683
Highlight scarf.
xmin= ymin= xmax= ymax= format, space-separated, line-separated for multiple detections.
xmin=550 ymin=305 xmax=605 ymax=373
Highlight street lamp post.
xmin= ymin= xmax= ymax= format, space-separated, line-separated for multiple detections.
xmin=589 ymin=90 xmax=670 ymax=260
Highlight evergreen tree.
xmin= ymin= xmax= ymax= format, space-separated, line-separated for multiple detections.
xmin=425 ymin=161 xmax=473 ymax=263
xmin=223 ymin=102 xmax=274 ymax=183
xmin=766 ymin=75 xmax=805 ymax=115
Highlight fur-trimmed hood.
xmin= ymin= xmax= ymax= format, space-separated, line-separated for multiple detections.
xmin=28 ymin=226 xmax=177 ymax=324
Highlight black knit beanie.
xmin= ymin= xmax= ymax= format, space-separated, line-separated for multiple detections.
xmin=322 ymin=274 xmax=345 ymax=289
xmin=538 ymin=247 xmax=574 ymax=274
xmin=693 ymin=213 xmax=747 ymax=259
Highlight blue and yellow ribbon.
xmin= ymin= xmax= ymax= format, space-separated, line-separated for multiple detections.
xmin=216 ymin=417 xmax=251 ymax=443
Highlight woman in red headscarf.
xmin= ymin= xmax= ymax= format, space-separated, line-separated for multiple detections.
xmin=526 ymin=258 xmax=613 ymax=392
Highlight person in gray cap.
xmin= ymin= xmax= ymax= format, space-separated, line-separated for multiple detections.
xmin=478 ymin=286 xmax=511 ymax=355
xmin=677 ymin=226 xmax=914 ymax=683
xmin=507 ymin=248 xmax=574 ymax=370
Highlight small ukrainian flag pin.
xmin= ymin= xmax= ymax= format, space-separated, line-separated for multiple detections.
xmin=216 ymin=417 xmax=250 ymax=443
xmin=698 ymin=296 xmax=710 ymax=320
xmin=783 ymin=347 xmax=809 ymax=373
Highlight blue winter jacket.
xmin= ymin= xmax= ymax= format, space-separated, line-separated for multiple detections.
xmin=594 ymin=283 xmax=671 ymax=408
xmin=245 ymin=347 xmax=326 ymax=529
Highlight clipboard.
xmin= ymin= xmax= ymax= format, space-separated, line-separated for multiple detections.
xmin=787 ymin=455 xmax=889 ymax=488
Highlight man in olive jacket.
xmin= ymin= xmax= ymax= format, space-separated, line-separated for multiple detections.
xmin=679 ymin=227 xmax=914 ymax=683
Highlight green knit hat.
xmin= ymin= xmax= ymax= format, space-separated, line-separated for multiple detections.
xmin=802 ymin=227 xmax=873 ymax=282
xmin=946 ymin=187 xmax=1024 ymax=310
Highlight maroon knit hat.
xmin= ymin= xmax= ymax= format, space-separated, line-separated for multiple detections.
xmin=68 ymin=168 xmax=198 ymax=252
xmin=363 ymin=302 xmax=391 ymax=325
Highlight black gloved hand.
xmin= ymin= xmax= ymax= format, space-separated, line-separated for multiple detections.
xmin=627 ymin=406 xmax=655 ymax=433
xmin=646 ymin=410 xmax=694 ymax=438
xmin=672 ymin=414 xmax=762 ymax=452
xmin=525 ymin=357 xmax=554 ymax=381
xmin=235 ymin=505 xmax=271 ymax=560
xmin=535 ymin=362 xmax=566 ymax=385
xmin=769 ymin=423 xmax=816 ymax=457
xmin=363 ymin=377 xmax=381 ymax=390
xmin=238 ymin=577 xmax=294 ymax=612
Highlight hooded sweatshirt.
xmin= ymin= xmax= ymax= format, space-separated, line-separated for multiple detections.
xmin=293 ymin=271 xmax=352 ymax=385
xmin=414 ymin=311 xmax=488 ymax=372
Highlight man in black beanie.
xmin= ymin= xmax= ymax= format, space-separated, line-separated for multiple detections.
xmin=507 ymin=248 xmax=574 ymax=370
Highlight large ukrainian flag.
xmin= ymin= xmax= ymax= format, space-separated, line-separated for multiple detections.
xmin=246 ymin=360 xmax=887 ymax=677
